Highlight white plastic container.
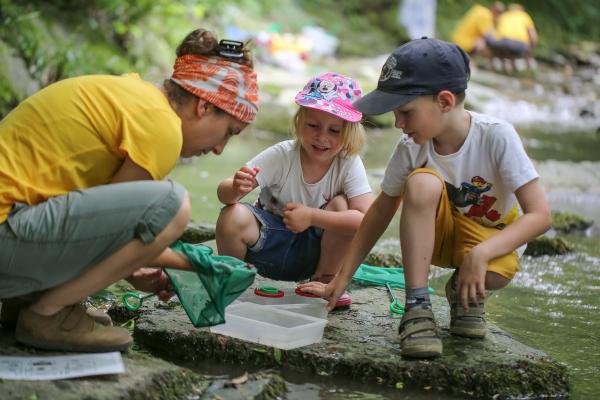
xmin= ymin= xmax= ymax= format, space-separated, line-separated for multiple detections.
xmin=210 ymin=302 xmax=327 ymax=349
xmin=236 ymin=288 xmax=328 ymax=319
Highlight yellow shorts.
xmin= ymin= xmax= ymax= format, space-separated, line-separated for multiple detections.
xmin=408 ymin=168 xmax=519 ymax=279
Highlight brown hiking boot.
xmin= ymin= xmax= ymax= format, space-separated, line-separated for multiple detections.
xmin=398 ymin=306 xmax=442 ymax=358
xmin=445 ymin=271 xmax=487 ymax=338
xmin=15 ymin=304 xmax=132 ymax=352
xmin=1 ymin=297 xmax=112 ymax=331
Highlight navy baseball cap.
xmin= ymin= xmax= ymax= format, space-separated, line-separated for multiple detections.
xmin=353 ymin=37 xmax=471 ymax=115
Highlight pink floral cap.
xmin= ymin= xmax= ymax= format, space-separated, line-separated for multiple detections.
xmin=294 ymin=72 xmax=363 ymax=122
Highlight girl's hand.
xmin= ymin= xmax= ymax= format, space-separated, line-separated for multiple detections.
xmin=233 ymin=166 xmax=260 ymax=196
xmin=297 ymin=274 xmax=350 ymax=311
xmin=127 ymin=268 xmax=175 ymax=301
xmin=283 ymin=203 xmax=312 ymax=233
xmin=457 ymin=248 xmax=488 ymax=311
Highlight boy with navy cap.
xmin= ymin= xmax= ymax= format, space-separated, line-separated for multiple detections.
xmin=298 ymin=38 xmax=551 ymax=358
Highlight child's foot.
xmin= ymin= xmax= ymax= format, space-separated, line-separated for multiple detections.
xmin=333 ymin=291 xmax=352 ymax=310
xmin=309 ymin=275 xmax=352 ymax=310
xmin=1 ymin=296 xmax=112 ymax=331
xmin=445 ymin=271 xmax=487 ymax=338
xmin=15 ymin=304 xmax=131 ymax=352
xmin=398 ymin=305 xmax=442 ymax=358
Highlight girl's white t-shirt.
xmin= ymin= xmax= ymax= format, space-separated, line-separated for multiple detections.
xmin=247 ymin=140 xmax=372 ymax=217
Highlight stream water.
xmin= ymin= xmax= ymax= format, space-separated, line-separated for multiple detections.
xmin=167 ymin=63 xmax=600 ymax=398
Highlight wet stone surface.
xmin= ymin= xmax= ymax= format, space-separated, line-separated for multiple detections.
xmin=0 ymin=317 xmax=285 ymax=400
xmin=132 ymin=276 xmax=570 ymax=399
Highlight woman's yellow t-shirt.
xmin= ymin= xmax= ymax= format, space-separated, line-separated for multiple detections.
xmin=0 ymin=73 xmax=182 ymax=223
xmin=495 ymin=10 xmax=535 ymax=44
xmin=452 ymin=4 xmax=494 ymax=53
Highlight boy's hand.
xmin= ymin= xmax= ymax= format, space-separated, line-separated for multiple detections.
xmin=283 ymin=203 xmax=312 ymax=233
xmin=297 ymin=274 xmax=350 ymax=311
xmin=127 ymin=268 xmax=175 ymax=301
xmin=233 ymin=166 xmax=260 ymax=196
xmin=457 ymin=249 xmax=488 ymax=311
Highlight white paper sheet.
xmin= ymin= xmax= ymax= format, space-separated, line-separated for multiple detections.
xmin=0 ymin=352 xmax=125 ymax=380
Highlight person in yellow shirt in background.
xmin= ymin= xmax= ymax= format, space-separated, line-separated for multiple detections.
xmin=452 ymin=2 xmax=505 ymax=59
xmin=485 ymin=3 xmax=539 ymax=72
xmin=0 ymin=28 xmax=259 ymax=353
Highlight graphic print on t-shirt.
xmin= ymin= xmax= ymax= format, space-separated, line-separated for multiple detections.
xmin=445 ymin=175 xmax=501 ymax=224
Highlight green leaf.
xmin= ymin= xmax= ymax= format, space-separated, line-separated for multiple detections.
xmin=273 ymin=347 xmax=282 ymax=363
xmin=252 ymin=347 xmax=268 ymax=353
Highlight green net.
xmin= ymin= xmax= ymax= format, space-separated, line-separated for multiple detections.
xmin=352 ymin=264 xmax=406 ymax=288
xmin=352 ymin=264 xmax=434 ymax=293
xmin=165 ymin=241 xmax=256 ymax=327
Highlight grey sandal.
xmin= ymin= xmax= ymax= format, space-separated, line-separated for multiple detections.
xmin=445 ymin=271 xmax=487 ymax=338
xmin=398 ymin=306 xmax=442 ymax=358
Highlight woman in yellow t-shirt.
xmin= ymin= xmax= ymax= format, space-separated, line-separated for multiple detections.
xmin=452 ymin=2 xmax=505 ymax=55
xmin=0 ymin=28 xmax=259 ymax=353
xmin=485 ymin=4 xmax=539 ymax=71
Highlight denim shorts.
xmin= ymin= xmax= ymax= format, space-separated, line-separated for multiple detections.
xmin=242 ymin=204 xmax=322 ymax=281
xmin=0 ymin=180 xmax=186 ymax=298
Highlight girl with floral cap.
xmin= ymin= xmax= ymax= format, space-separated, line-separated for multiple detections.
xmin=216 ymin=72 xmax=373 ymax=309
xmin=0 ymin=28 xmax=258 ymax=352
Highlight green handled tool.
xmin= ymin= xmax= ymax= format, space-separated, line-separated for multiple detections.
xmin=386 ymin=282 xmax=405 ymax=315
xmin=122 ymin=291 xmax=159 ymax=312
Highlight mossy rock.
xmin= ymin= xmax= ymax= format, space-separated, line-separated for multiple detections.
xmin=0 ymin=330 xmax=208 ymax=400
xmin=551 ymin=211 xmax=593 ymax=234
xmin=524 ymin=236 xmax=573 ymax=257
xmin=134 ymin=277 xmax=569 ymax=399
xmin=0 ymin=327 xmax=286 ymax=400
xmin=179 ymin=222 xmax=216 ymax=244
xmin=364 ymin=252 xmax=402 ymax=267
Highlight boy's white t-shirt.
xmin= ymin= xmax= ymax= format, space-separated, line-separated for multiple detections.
xmin=381 ymin=111 xmax=538 ymax=230
xmin=247 ymin=140 xmax=372 ymax=217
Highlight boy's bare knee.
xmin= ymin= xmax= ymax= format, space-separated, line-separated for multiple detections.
xmin=404 ymin=173 xmax=442 ymax=207
xmin=325 ymin=195 xmax=349 ymax=211
xmin=485 ymin=271 xmax=511 ymax=290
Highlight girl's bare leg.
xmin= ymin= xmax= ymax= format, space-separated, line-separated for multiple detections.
xmin=216 ymin=203 xmax=260 ymax=259
xmin=312 ymin=195 xmax=354 ymax=282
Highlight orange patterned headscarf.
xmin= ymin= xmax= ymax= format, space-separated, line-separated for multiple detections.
xmin=171 ymin=55 xmax=259 ymax=123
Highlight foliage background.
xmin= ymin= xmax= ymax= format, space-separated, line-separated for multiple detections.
xmin=1 ymin=0 xmax=599 ymax=117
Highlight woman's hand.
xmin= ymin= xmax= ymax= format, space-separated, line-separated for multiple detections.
xmin=126 ymin=268 xmax=174 ymax=301
xmin=233 ymin=166 xmax=260 ymax=196
xmin=457 ymin=247 xmax=488 ymax=311
xmin=283 ymin=203 xmax=313 ymax=233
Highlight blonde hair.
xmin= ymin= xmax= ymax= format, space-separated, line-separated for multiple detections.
xmin=291 ymin=107 xmax=366 ymax=158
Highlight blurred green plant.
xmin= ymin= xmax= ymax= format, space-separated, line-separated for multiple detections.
xmin=0 ymin=2 xmax=67 ymax=85
xmin=298 ymin=0 xmax=408 ymax=56
xmin=0 ymin=0 xmax=225 ymax=117
xmin=1 ymin=0 xmax=599 ymax=119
